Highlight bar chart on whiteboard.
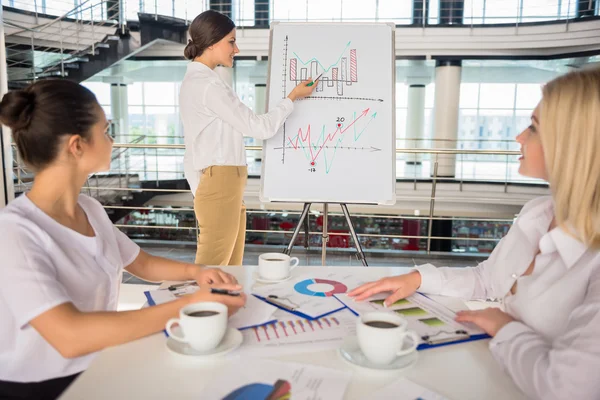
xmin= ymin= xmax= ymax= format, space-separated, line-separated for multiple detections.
xmin=288 ymin=42 xmax=364 ymax=98
xmin=262 ymin=23 xmax=395 ymax=205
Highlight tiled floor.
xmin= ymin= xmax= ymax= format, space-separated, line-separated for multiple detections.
xmin=122 ymin=243 xmax=486 ymax=285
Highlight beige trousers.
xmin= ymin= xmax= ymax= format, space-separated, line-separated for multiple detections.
xmin=193 ymin=166 xmax=247 ymax=266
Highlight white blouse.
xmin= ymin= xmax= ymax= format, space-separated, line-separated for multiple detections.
xmin=416 ymin=196 xmax=600 ymax=400
xmin=179 ymin=62 xmax=294 ymax=194
xmin=0 ymin=194 xmax=140 ymax=382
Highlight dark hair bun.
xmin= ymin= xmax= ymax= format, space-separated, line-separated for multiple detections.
xmin=184 ymin=40 xmax=198 ymax=60
xmin=185 ymin=10 xmax=235 ymax=60
xmin=0 ymin=79 xmax=100 ymax=171
xmin=0 ymin=90 xmax=35 ymax=131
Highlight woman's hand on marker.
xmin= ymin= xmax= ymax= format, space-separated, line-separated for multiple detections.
xmin=189 ymin=283 xmax=247 ymax=316
xmin=288 ymin=78 xmax=319 ymax=102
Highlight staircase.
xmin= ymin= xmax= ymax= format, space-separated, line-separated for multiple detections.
xmin=3 ymin=3 xmax=191 ymax=88
xmin=3 ymin=1 xmax=192 ymax=219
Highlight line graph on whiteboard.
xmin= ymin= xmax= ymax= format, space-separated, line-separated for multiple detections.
xmin=274 ymin=108 xmax=381 ymax=173
xmin=279 ymin=35 xmax=385 ymax=173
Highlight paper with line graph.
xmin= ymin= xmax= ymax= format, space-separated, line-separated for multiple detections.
xmin=237 ymin=309 xmax=357 ymax=357
xmin=262 ymin=22 xmax=395 ymax=205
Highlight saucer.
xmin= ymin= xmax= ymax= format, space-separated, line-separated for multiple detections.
xmin=254 ymin=273 xmax=293 ymax=284
xmin=166 ymin=327 xmax=243 ymax=357
xmin=338 ymin=336 xmax=418 ymax=370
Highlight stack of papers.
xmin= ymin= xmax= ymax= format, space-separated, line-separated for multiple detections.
xmin=335 ymin=292 xmax=487 ymax=347
xmin=202 ymin=359 xmax=351 ymax=400
xmin=238 ymin=309 xmax=357 ymax=357
xmin=252 ymin=271 xmax=372 ymax=319
xmin=144 ymin=285 xmax=278 ymax=330
xmin=372 ymin=378 xmax=449 ymax=400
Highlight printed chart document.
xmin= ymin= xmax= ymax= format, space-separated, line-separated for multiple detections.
xmin=238 ymin=309 xmax=357 ymax=357
xmin=252 ymin=271 xmax=372 ymax=319
xmin=203 ymin=359 xmax=351 ymax=400
xmin=335 ymin=292 xmax=487 ymax=346
xmin=144 ymin=285 xmax=277 ymax=330
xmin=372 ymin=378 xmax=449 ymax=400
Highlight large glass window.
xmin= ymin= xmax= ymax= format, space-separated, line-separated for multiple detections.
xmin=81 ymin=82 xmax=112 ymax=119
xmin=457 ymin=81 xmax=543 ymax=182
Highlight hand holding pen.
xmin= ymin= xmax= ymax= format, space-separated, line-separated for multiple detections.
xmin=288 ymin=74 xmax=321 ymax=101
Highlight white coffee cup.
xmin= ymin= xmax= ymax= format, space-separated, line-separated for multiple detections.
xmin=165 ymin=302 xmax=227 ymax=352
xmin=258 ymin=253 xmax=300 ymax=281
xmin=356 ymin=311 xmax=420 ymax=365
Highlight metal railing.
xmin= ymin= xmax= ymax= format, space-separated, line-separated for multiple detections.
xmin=10 ymin=142 xmax=546 ymax=256
xmin=3 ymin=0 xmax=125 ymax=82
xmin=4 ymin=0 xmax=597 ymax=27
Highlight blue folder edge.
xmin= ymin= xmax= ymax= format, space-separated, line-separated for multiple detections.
xmin=252 ymin=293 xmax=348 ymax=321
xmin=144 ymin=291 xmax=279 ymax=337
xmin=336 ymin=295 xmax=490 ymax=351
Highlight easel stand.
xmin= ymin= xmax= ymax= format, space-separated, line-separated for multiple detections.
xmin=283 ymin=203 xmax=368 ymax=266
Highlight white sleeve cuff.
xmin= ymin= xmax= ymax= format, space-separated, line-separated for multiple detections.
xmin=490 ymin=321 xmax=533 ymax=348
xmin=414 ymin=263 xmax=443 ymax=294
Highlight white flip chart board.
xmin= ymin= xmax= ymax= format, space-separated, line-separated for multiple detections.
xmin=260 ymin=22 xmax=396 ymax=205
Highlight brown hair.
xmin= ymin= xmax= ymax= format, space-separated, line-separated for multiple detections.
xmin=184 ymin=10 xmax=236 ymax=60
xmin=0 ymin=79 xmax=100 ymax=170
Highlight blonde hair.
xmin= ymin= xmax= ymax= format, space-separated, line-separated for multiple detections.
xmin=539 ymin=68 xmax=600 ymax=249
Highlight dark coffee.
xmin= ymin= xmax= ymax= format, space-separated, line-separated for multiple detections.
xmin=187 ymin=310 xmax=219 ymax=317
xmin=365 ymin=320 xmax=399 ymax=329
xmin=264 ymin=258 xmax=285 ymax=262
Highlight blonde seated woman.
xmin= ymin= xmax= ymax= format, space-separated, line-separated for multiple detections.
xmin=350 ymin=69 xmax=600 ymax=400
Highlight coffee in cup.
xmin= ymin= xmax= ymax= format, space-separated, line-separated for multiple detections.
xmin=186 ymin=310 xmax=220 ymax=318
xmin=258 ymin=253 xmax=300 ymax=281
xmin=165 ymin=302 xmax=227 ymax=352
xmin=356 ymin=311 xmax=419 ymax=365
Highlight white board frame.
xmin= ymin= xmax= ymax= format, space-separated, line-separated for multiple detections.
xmin=260 ymin=22 xmax=396 ymax=205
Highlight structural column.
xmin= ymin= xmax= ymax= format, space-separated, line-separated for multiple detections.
xmin=405 ymin=84 xmax=426 ymax=165
xmin=0 ymin=4 xmax=14 ymax=207
xmin=110 ymin=83 xmax=129 ymax=143
xmin=254 ymin=83 xmax=266 ymax=114
xmin=431 ymin=59 xmax=461 ymax=178
xmin=252 ymin=83 xmax=267 ymax=154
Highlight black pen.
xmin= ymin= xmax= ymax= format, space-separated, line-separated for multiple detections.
xmin=168 ymin=282 xmax=198 ymax=291
xmin=211 ymin=288 xmax=241 ymax=297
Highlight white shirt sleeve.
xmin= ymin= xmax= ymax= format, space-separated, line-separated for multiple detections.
xmin=0 ymin=219 xmax=72 ymax=328
xmin=203 ymin=80 xmax=294 ymax=140
xmin=112 ymin=226 xmax=140 ymax=267
xmin=415 ymin=259 xmax=494 ymax=300
xmin=488 ymin=267 xmax=600 ymax=400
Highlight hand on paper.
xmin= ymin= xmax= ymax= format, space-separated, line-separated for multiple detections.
xmin=193 ymin=267 xmax=238 ymax=285
xmin=189 ymin=283 xmax=247 ymax=316
xmin=347 ymin=271 xmax=422 ymax=307
xmin=455 ymin=308 xmax=515 ymax=337
xmin=288 ymin=78 xmax=319 ymax=101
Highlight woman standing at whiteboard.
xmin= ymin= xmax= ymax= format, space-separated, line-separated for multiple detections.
xmin=180 ymin=10 xmax=317 ymax=266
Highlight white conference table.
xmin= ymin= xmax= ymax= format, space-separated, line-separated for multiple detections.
xmin=60 ymin=266 xmax=527 ymax=400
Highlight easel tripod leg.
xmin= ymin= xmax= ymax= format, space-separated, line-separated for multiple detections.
xmin=283 ymin=203 xmax=311 ymax=256
xmin=340 ymin=203 xmax=368 ymax=266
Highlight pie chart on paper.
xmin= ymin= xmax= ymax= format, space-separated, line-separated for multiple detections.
xmin=294 ymin=279 xmax=348 ymax=297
